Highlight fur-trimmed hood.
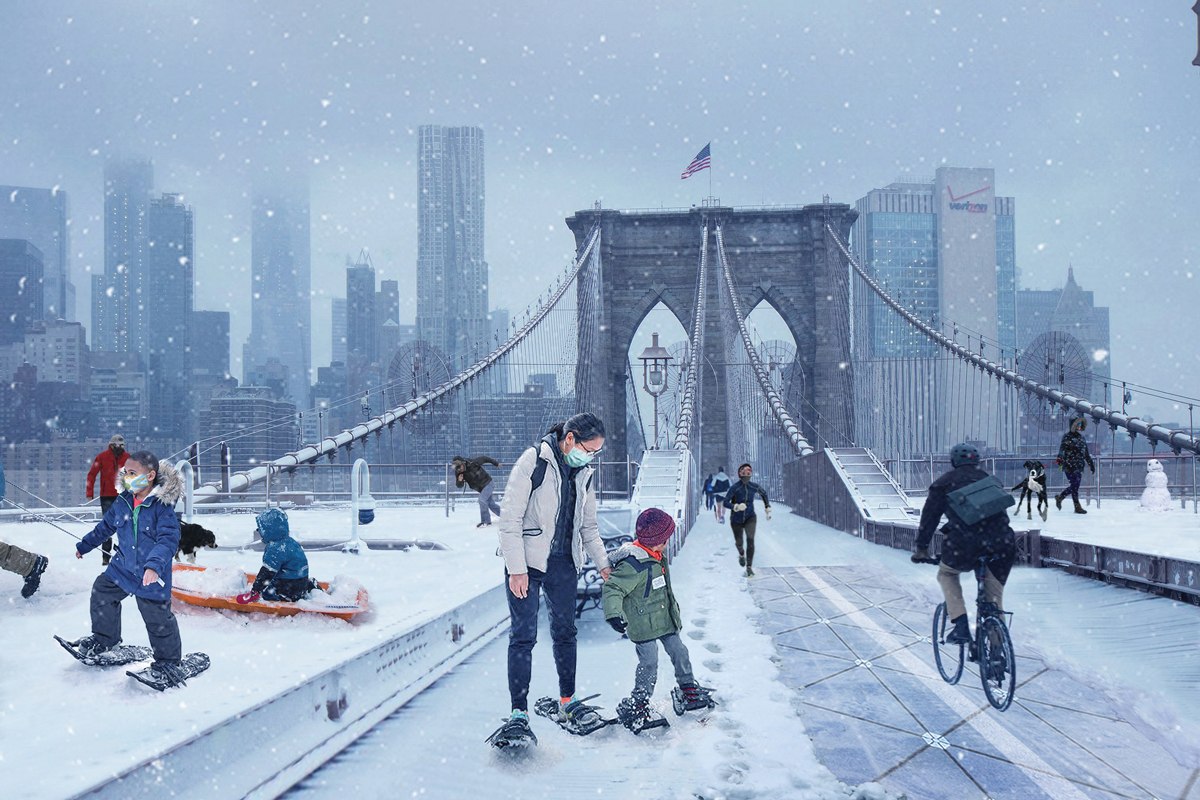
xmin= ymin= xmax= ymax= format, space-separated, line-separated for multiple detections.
xmin=607 ymin=541 xmax=656 ymax=564
xmin=148 ymin=461 xmax=184 ymax=506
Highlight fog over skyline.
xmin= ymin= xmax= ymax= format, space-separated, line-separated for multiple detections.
xmin=2 ymin=2 xmax=1197 ymax=420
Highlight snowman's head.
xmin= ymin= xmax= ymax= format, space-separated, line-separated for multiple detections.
xmin=1147 ymin=459 xmax=1163 ymax=473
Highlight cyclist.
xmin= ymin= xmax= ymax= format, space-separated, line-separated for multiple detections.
xmin=912 ymin=443 xmax=1017 ymax=646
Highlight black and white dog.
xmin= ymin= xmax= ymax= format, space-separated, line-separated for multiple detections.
xmin=1011 ymin=460 xmax=1048 ymax=521
xmin=176 ymin=522 xmax=218 ymax=563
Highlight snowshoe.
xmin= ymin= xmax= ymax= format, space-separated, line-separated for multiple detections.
xmin=126 ymin=653 xmax=210 ymax=691
xmin=616 ymin=694 xmax=669 ymax=734
xmin=671 ymin=682 xmax=717 ymax=716
xmin=56 ymin=635 xmax=153 ymax=667
xmin=486 ymin=712 xmax=537 ymax=749
xmin=533 ymin=694 xmax=613 ymax=735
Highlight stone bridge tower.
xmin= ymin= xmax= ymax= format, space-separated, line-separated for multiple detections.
xmin=566 ymin=203 xmax=857 ymax=471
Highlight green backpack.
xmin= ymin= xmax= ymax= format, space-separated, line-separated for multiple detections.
xmin=945 ymin=475 xmax=1015 ymax=526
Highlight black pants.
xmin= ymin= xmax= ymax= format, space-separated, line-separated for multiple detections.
xmin=263 ymin=576 xmax=317 ymax=602
xmin=99 ymin=497 xmax=117 ymax=562
xmin=506 ymin=553 xmax=578 ymax=712
xmin=731 ymin=517 xmax=757 ymax=567
xmin=1057 ymin=471 xmax=1083 ymax=502
xmin=90 ymin=572 xmax=182 ymax=663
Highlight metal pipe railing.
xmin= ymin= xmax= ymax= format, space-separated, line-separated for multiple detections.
xmin=827 ymin=222 xmax=1200 ymax=457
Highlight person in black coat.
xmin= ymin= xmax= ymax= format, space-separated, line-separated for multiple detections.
xmin=912 ymin=443 xmax=1016 ymax=645
xmin=1054 ymin=416 xmax=1095 ymax=514
xmin=722 ymin=463 xmax=771 ymax=577
xmin=710 ymin=467 xmax=731 ymax=523
xmin=453 ymin=455 xmax=503 ymax=528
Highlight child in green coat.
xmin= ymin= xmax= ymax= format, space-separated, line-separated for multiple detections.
xmin=603 ymin=507 xmax=711 ymax=732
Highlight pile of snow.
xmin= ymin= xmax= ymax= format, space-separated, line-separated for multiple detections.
xmin=171 ymin=564 xmax=249 ymax=596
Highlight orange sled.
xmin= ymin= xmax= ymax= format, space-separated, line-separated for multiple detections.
xmin=171 ymin=563 xmax=369 ymax=622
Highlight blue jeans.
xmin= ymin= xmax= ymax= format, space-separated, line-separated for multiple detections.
xmin=506 ymin=553 xmax=578 ymax=711
xmin=479 ymin=482 xmax=502 ymax=524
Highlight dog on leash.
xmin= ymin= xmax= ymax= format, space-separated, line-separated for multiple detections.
xmin=176 ymin=522 xmax=218 ymax=563
xmin=1011 ymin=460 xmax=1048 ymax=521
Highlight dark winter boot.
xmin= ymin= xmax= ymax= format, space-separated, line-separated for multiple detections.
xmin=945 ymin=614 xmax=972 ymax=645
xmin=1054 ymin=494 xmax=1063 ymax=511
xmin=616 ymin=692 xmax=668 ymax=734
xmin=1073 ymin=499 xmax=1087 ymax=514
xmin=146 ymin=660 xmax=190 ymax=689
xmin=676 ymin=681 xmax=716 ymax=713
xmin=72 ymin=634 xmax=114 ymax=659
xmin=21 ymin=555 xmax=48 ymax=598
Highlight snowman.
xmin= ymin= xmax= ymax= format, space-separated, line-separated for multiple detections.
xmin=1139 ymin=459 xmax=1173 ymax=513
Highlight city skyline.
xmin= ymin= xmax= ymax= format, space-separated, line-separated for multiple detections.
xmin=0 ymin=4 xmax=1196 ymax=421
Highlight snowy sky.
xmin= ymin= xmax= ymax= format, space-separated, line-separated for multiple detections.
xmin=2 ymin=2 xmax=1197 ymax=421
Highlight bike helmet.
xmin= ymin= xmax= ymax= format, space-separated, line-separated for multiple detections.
xmin=949 ymin=443 xmax=981 ymax=468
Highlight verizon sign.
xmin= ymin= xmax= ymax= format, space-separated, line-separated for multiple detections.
xmin=946 ymin=185 xmax=990 ymax=213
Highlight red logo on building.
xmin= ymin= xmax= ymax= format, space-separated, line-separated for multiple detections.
xmin=946 ymin=185 xmax=990 ymax=213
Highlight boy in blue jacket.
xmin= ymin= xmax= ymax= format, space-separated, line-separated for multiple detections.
xmin=72 ymin=452 xmax=185 ymax=684
xmin=236 ymin=509 xmax=317 ymax=603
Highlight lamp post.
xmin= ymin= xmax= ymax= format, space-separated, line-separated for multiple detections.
xmin=638 ymin=332 xmax=674 ymax=449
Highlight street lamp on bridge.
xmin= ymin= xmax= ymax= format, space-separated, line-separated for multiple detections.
xmin=638 ymin=331 xmax=673 ymax=449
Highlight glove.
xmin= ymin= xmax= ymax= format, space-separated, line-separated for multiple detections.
xmin=1089 ymin=464 xmax=1096 ymax=474
xmin=911 ymin=549 xmax=932 ymax=564
xmin=733 ymin=503 xmax=747 ymax=512
xmin=765 ymin=507 xmax=772 ymax=521
xmin=606 ymin=617 xmax=627 ymax=634
xmin=236 ymin=591 xmax=261 ymax=605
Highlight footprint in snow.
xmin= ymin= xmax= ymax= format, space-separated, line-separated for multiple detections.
xmin=702 ymin=658 xmax=723 ymax=673
xmin=691 ymin=618 xmax=708 ymax=627
xmin=704 ymin=642 xmax=722 ymax=653
xmin=687 ymin=630 xmax=706 ymax=641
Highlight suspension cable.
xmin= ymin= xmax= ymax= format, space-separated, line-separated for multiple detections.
xmin=826 ymin=223 xmax=1200 ymax=456
xmin=673 ymin=224 xmax=708 ymax=450
xmin=714 ymin=225 xmax=814 ymax=457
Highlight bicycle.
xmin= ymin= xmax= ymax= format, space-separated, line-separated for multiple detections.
xmin=914 ymin=554 xmax=1017 ymax=711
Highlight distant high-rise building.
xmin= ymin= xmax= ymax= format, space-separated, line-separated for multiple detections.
xmin=853 ymin=167 xmax=1018 ymax=357
xmin=0 ymin=239 xmax=44 ymax=346
xmin=199 ymin=387 xmax=297 ymax=465
xmin=376 ymin=278 xmax=400 ymax=362
xmin=345 ymin=250 xmax=377 ymax=363
xmin=145 ymin=194 xmax=194 ymax=439
xmin=331 ymin=298 xmax=347 ymax=364
xmin=95 ymin=159 xmax=154 ymax=354
xmin=243 ymin=171 xmax=311 ymax=404
xmin=192 ymin=311 xmax=231 ymax=377
xmin=90 ymin=351 xmax=147 ymax=436
xmin=0 ymin=186 xmax=73 ymax=322
xmin=416 ymin=125 xmax=488 ymax=357
xmin=489 ymin=308 xmax=510 ymax=348
xmin=24 ymin=319 xmax=88 ymax=386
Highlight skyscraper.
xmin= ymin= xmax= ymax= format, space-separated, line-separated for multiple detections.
xmin=0 ymin=186 xmax=72 ymax=322
xmin=331 ymin=298 xmax=347 ymax=364
xmin=243 ymin=171 xmax=311 ymax=404
xmin=192 ymin=310 xmax=231 ymax=377
xmin=144 ymin=193 xmax=194 ymax=438
xmin=416 ymin=125 xmax=487 ymax=358
xmin=0 ymin=239 xmax=44 ymax=346
xmin=345 ymin=250 xmax=377 ymax=363
xmin=95 ymin=159 xmax=154 ymax=354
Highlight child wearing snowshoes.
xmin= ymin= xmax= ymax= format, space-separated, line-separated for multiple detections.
xmin=602 ymin=507 xmax=713 ymax=733
xmin=70 ymin=452 xmax=189 ymax=687
xmin=236 ymin=509 xmax=318 ymax=604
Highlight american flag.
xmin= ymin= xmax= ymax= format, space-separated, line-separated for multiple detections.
xmin=680 ymin=143 xmax=711 ymax=180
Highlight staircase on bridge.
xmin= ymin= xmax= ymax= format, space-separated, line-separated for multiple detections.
xmin=825 ymin=447 xmax=917 ymax=524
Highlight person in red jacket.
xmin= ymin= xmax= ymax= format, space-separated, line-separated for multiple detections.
xmin=86 ymin=435 xmax=129 ymax=565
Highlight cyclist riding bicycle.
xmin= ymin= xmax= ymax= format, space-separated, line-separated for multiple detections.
xmin=912 ymin=443 xmax=1017 ymax=646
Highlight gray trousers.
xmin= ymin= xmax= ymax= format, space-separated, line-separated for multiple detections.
xmin=938 ymin=562 xmax=1004 ymax=621
xmin=90 ymin=572 xmax=182 ymax=663
xmin=478 ymin=482 xmax=502 ymax=524
xmin=0 ymin=540 xmax=39 ymax=577
xmin=633 ymin=632 xmax=694 ymax=698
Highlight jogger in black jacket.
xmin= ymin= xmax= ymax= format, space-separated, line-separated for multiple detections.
xmin=723 ymin=463 xmax=770 ymax=577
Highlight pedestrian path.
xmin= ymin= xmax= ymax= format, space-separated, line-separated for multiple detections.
xmin=749 ymin=566 xmax=1200 ymax=800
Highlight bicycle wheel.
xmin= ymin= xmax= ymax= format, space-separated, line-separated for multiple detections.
xmin=932 ymin=602 xmax=965 ymax=684
xmin=978 ymin=615 xmax=1017 ymax=711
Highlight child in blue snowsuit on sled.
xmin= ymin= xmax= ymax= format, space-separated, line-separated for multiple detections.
xmin=236 ymin=509 xmax=317 ymax=604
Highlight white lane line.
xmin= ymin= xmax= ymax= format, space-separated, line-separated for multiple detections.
xmin=797 ymin=567 xmax=1092 ymax=800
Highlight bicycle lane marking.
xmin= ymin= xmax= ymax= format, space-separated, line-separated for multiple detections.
xmin=796 ymin=567 xmax=1093 ymax=800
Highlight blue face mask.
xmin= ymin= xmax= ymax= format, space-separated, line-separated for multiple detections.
xmin=564 ymin=443 xmax=595 ymax=468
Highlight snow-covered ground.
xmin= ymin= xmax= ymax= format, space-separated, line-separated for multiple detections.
xmin=0 ymin=503 xmax=504 ymax=800
xmin=4 ymin=498 xmax=1198 ymax=799
xmin=1005 ymin=497 xmax=1200 ymax=561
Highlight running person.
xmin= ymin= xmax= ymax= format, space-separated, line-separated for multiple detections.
xmin=494 ymin=412 xmax=612 ymax=743
xmin=722 ymin=463 xmax=770 ymax=577
xmin=710 ymin=467 xmax=731 ymax=523
xmin=912 ymin=443 xmax=1017 ymax=645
